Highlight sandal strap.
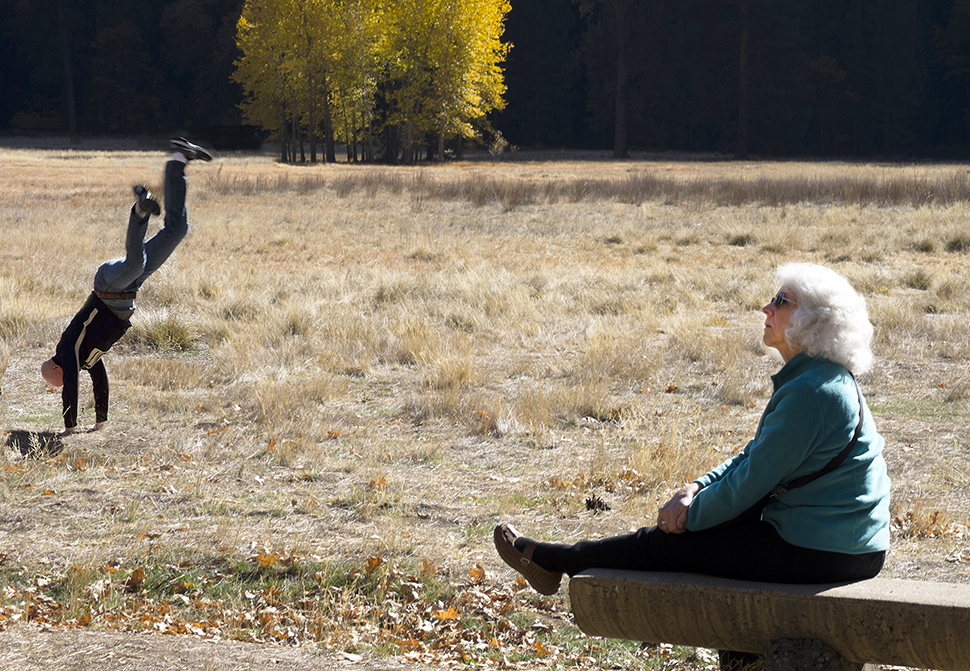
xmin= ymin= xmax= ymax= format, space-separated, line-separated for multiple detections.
xmin=520 ymin=539 xmax=538 ymax=565
xmin=494 ymin=523 xmax=562 ymax=596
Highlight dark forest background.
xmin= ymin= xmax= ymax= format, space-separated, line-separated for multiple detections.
xmin=3 ymin=0 xmax=970 ymax=159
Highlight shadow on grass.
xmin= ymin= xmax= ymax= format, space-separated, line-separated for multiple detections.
xmin=5 ymin=430 xmax=64 ymax=457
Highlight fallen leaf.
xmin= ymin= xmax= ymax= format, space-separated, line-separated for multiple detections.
xmin=256 ymin=550 xmax=280 ymax=567
xmin=126 ymin=567 xmax=145 ymax=591
xmin=434 ymin=607 xmax=460 ymax=620
xmin=364 ymin=556 xmax=385 ymax=576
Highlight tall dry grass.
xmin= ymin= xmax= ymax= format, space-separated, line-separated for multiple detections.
xmin=205 ymin=161 xmax=970 ymax=209
xmin=0 ymin=146 xmax=968 ymax=661
xmin=0 ymin=340 xmax=9 ymax=392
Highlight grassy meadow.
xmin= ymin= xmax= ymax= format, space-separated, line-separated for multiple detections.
xmin=0 ymin=143 xmax=968 ymax=668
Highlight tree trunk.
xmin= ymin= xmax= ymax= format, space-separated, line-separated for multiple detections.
xmin=736 ymin=0 xmax=750 ymax=160
xmin=438 ymin=117 xmax=446 ymax=162
xmin=612 ymin=0 xmax=629 ymax=159
xmin=383 ymin=124 xmax=400 ymax=164
xmin=322 ymin=79 xmax=336 ymax=163
xmin=352 ymin=119 xmax=358 ymax=162
xmin=279 ymin=107 xmax=288 ymax=162
xmin=365 ymin=118 xmax=374 ymax=162
xmin=294 ymin=112 xmax=305 ymax=162
xmin=404 ymin=122 xmax=414 ymax=165
xmin=309 ymin=89 xmax=317 ymax=163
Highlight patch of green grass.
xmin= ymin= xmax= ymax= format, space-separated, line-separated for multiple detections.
xmin=503 ymin=492 xmax=554 ymax=510
xmin=540 ymin=619 xmax=695 ymax=669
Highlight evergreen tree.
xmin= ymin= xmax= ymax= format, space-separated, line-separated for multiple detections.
xmin=935 ymin=0 xmax=970 ymax=153
xmin=498 ymin=0 xmax=585 ymax=148
xmin=161 ymin=0 xmax=244 ymax=127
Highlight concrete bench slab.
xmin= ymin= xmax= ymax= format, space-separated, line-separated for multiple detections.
xmin=569 ymin=569 xmax=970 ymax=671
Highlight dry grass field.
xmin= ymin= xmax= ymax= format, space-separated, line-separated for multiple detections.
xmin=0 ymin=141 xmax=968 ymax=669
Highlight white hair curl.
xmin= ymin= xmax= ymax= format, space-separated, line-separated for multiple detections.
xmin=776 ymin=263 xmax=874 ymax=375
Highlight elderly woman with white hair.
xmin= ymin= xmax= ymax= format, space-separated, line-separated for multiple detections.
xmin=495 ymin=263 xmax=890 ymax=594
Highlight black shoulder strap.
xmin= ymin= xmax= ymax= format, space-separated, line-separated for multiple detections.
xmin=775 ymin=379 xmax=864 ymax=495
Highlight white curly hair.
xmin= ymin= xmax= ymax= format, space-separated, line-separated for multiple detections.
xmin=775 ymin=263 xmax=874 ymax=375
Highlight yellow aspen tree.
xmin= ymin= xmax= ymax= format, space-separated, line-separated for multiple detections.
xmin=429 ymin=0 xmax=510 ymax=161
xmin=328 ymin=0 xmax=388 ymax=161
xmin=286 ymin=0 xmax=334 ymax=162
xmin=233 ymin=0 xmax=296 ymax=161
xmin=277 ymin=0 xmax=345 ymax=162
xmin=236 ymin=0 xmax=508 ymax=163
xmin=237 ymin=0 xmax=363 ymax=162
xmin=386 ymin=0 xmax=510 ymax=162
xmin=385 ymin=0 xmax=434 ymax=161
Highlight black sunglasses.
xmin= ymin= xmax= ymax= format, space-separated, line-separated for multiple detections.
xmin=770 ymin=292 xmax=797 ymax=308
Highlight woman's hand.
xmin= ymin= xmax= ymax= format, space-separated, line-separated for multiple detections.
xmin=657 ymin=482 xmax=701 ymax=534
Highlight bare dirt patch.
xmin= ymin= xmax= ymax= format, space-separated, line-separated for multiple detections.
xmin=0 ymin=624 xmax=440 ymax=671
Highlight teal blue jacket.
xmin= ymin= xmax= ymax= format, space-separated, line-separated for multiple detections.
xmin=687 ymin=353 xmax=890 ymax=554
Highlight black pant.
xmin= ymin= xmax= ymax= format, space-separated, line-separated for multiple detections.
xmin=539 ymin=521 xmax=885 ymax=584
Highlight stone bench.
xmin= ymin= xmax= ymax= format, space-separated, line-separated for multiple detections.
xmin=568 ymin=569 xmax=970 ymax=671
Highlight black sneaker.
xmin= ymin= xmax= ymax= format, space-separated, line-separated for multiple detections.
xmin=170 ymin=137 xmax=213 ymax=162
xmin=132 ymin=185 xmax=161 ymax=216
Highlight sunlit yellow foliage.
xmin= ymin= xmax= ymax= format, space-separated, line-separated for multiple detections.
xmin=233 ymin=0 xmax=292 ymax=141
xmin=233 ymin=0 xmax=510 ymax=161
xmin=386 ymin=0 xmax=510 ymax=160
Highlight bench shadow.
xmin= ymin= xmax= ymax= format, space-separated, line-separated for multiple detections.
xmin=5 ymin=430 xmax=64 ymax=457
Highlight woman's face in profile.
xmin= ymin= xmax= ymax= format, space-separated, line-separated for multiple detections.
xmin=762 ymin=290 xmax=799 ymax=360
